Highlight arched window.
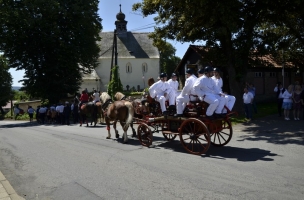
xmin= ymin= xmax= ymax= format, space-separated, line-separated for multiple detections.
xmin=126 ymin=62 xmax=132 ymax=73
xmin=142 ymin=63 xmax=148 ymax=73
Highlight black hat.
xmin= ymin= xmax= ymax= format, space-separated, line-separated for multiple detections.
xmin=186 ymin=68 xmax=193 ymax=74
xmin=213 ymin=67 xmax=221 ymax=73
xmin=171 ymin=73 xmax=177 ymax=77
xmin=198 ymin=68 xmax=204 ymax=74
xmin=159 ymin=72 xmax=167 ymax=78
xmin=204 ymin=66 xmax=213 ymax=73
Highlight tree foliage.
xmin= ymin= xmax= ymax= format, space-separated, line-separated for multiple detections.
xmin=159 ymin=42 xmax=181 ymax=76
xmin=133 ymin=0 xmax=304 ymax=111
xmin=0 ymin=0 xmax=102 ymax=103
xmin=0 ymin=55 xmax=13 ymax=107
xmin=107 ymin=65 xmax=123 ymax=98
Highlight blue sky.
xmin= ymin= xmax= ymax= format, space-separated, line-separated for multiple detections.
xmin=10 ymin=0 xmax=204 ymax=86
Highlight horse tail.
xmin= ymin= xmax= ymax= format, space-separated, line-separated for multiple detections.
xmin=124 ymin=101 xmax=134 ymax=130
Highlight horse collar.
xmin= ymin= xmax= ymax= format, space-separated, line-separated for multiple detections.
xmin=102 ymin=99 xmax=113 ymax=110
xmin=121 ymin=96 xmax=126 ymax=100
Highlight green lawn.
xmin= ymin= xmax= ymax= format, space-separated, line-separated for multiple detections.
xmin=230 ymin=102 xmax=277 ymax=124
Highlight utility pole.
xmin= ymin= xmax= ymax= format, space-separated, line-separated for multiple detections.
xmin=110 ymin=29 xmax=117 ymax=82
xmin=282 ymin=50 xmax=285 ymax=87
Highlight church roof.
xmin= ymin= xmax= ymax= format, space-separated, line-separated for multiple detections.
xmin=98 ymin=32 xmax=159 ymax=58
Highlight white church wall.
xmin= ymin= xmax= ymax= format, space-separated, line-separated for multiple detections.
xmin=94 ymin=57 xmax=159 ymax=92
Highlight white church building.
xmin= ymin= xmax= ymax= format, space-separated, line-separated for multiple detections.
xmin=80 ymin=5 xmax=160 ymax=93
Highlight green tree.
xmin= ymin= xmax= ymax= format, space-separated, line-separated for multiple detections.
xmin=107 ymin=65 xmax=123 ymax=98
xmin=132 ymin=0 xmax=298 ymax=111
xmin=0 ymin=0 xmax=102 ymax=104
xmin=159 ymin=42 xmax=181 ymax=76
xmin=0 ymin=55 xmax=13 ymax=114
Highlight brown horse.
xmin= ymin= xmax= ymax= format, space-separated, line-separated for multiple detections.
xmin=75 ymin=97 xmax=103 ymax=127
xmin=114 ymin=92 xmax=138 ymax=137
xmin=100 ymin=92 xmax=134 ymax=143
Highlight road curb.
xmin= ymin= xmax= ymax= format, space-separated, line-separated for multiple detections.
xmin=0 ymin=171 xmax=25 ymax=200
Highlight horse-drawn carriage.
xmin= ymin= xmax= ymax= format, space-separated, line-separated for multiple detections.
xmin=130 ymin=94 xmax=236 ymax=155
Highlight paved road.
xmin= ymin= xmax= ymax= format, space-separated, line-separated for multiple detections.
xmin=0 ymin=116 xmax=303 ymax=200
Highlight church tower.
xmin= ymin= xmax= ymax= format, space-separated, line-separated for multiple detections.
xmin=115 ymin=4 xmax=128 ymax=37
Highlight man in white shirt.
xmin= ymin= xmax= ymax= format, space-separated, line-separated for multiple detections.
xmin=175 ymin=69 xmax=197 ymax=117
xmin=39 ymin=105 xmax=47 ymax=124
xmin=243 ymin=87 xmax=254 ymax=121
xmin=149 ymin=72 xmax=175 ymax=115
xmin=167 ymin=73 xmax=179 ymax=97
xmin=92 ymin=89 xmax=100 ymax=104
xmin=211 ymin=68 xmax=236 ymax=113
xmin=274 ymin=82 xmax=286 ymax=117
xmin=193 ymin=66 xmax=225 ymax=119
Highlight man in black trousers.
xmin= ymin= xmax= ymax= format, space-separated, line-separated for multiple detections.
xmin=274 ymin=82 xmax=285 ymax=117
xmin=64 ymin=101 xmax=71 ymax=125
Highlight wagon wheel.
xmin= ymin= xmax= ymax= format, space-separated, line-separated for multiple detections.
xmin=210 ymin=118 xmax=233 ymax=146
xmin=179 ymin=118 xmax=211 ymax=155
xmin=137 ymin=123 xmax=153 ymax=147
xmin=162 ymin=122 xmax=177 ymax=141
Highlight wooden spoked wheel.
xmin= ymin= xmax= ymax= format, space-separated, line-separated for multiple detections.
xmin=137 ymin=123 xmax=153 ymax=147
xmin=162 ymin=122 xmax=177 ymax=141
xmin=210 ymin=118 xmax=233 ymax=146
xmin=179 ymin=118 xmax=211 ymax=155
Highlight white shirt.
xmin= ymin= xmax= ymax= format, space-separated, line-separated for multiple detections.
xmin=93 ymin=92 xmax=100 ymax=102
xmin=39 ymin=107 xmax=47 ymax=113
xmin=149 ymin=80 xmax=172 ymax=98
xmin=282 ymin=91 xmax=293 ymax=103
xmin=243 ymin=92 xmax=253 ymax=104
xmin=274 ymin=87 xmax=285 ymax=99
xmin=56 ymin=105 xmax=64 ymax=113
xmin=14 ymin=107 xmax=19 ymax=114
xmin=180 ymin=75 xmax=197 ymax=96
xmin=27 ymin=108 xmax=35 ymax=114
xmin=167 ymin=79 xmax=179 ymax=93
xmin=211 ymin=76 xmax=224 ymax=95
xmin=193 ymin=75 xmax=214 ymax=96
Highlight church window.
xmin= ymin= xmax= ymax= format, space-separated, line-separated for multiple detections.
xmin=255 ymin=72 xmax=262 ymax=77
xmin=126 ymin=63 xmax=132 ymax=73
xmin=142 ymin=63 xmax=148 ymax=73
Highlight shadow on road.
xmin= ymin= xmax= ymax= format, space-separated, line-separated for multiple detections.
xmin=205 ymin=146 xmax=278 ymax=162
xmin=236 ymin=115 xmax=304 ymax=146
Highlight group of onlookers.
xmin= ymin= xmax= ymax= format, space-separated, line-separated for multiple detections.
xmin=274 ymin=82 xmax=304 ymax=120
xmin=27 ymin=101 xmax=79 ymax=125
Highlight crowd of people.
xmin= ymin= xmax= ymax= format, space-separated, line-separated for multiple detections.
xmin=24 ymin=89 xmax=102 ymax=125
xmin=274 ymin=82 xmax=304 ymax=120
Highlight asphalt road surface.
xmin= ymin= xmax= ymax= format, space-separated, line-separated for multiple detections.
xmin=0 ymin=116 xmax=304 ymax=200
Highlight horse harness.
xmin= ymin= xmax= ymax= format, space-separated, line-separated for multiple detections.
xmin=101 ymin=99 xmax=113 ymax=117
xmin=120 ymin=96 xmax=126 ymax=100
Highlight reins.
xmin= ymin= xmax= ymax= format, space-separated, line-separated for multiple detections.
xmin=101 ymin=99 xmax=113 ymax=113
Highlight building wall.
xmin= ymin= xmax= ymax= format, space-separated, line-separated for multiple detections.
xmin=95 ymin=57 xmax=159 ymax=91
xmin=79 ymin=80 xmax=101 ymax=93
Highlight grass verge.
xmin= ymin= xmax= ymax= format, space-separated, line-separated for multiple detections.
xmin=230 ymin=102 xmax=277 ymax=124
